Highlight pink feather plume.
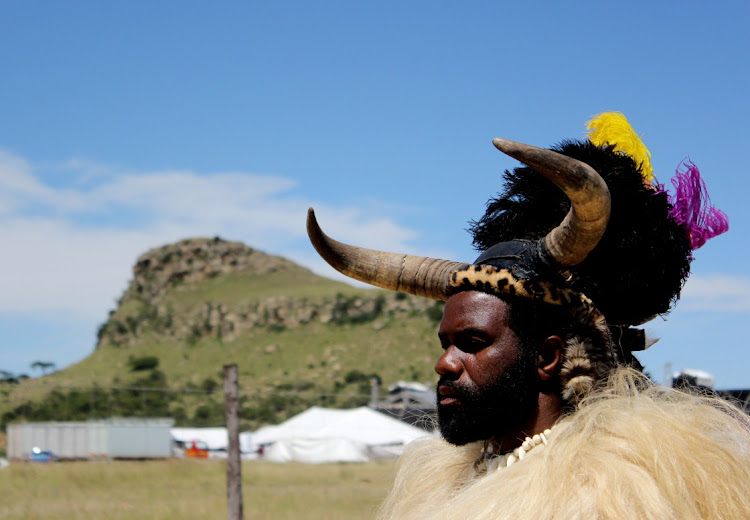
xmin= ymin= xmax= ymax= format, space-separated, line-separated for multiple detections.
xmin=668 ymin=159 xmax=729 ymax=250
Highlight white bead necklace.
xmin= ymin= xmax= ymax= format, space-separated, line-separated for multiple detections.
xmin=472 ymin=427 xmax=555 ymax=475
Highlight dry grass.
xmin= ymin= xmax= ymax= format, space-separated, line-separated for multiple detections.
xmin=0 ymin=458 xmax=397 ymax=519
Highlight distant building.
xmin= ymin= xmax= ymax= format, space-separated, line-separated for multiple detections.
xmin=375 ymin=380 xmax=436 ymax=431
xmin=672 ymin=368 xmax=715 ymax=390
xmin=672 ymin=369 xmax=750 ymax=415
xmin=715 ymin=389 xmax=750 ymax=415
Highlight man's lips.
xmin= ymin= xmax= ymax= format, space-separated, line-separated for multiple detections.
xmin=437 ymin=384 xmax=461 ymax=406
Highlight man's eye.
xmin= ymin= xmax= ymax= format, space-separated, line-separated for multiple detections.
xmin=457 ymin=339 xmax=486 ymax=353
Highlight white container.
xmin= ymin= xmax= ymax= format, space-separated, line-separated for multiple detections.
xmin=6 ymin=418 xmax=175 ymax=460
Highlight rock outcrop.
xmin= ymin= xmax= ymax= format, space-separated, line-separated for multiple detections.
xmin=96 ymin=237 xmax=440 ymax=348
xmin=131 ymin=237 xmax=296 ymax=301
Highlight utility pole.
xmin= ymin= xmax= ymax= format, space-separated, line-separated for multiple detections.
xmin=369 ymin=377 xmax=379 ymax=408
xmin=224 ymin=364 xmax=244 ymax=520
xmin=664 ymin=362 xmax=673 ymax=388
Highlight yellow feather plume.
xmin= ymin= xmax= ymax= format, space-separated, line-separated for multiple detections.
xmin=586 ymin=112 xmax=654 ymax=184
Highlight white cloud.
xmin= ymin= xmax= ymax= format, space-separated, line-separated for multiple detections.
xmin=90 ymin=171 xmax=298 ymax=212
xmin=0 ymin=218 xmax=163 ymax=318
xmin=0 ymin=150 xmax=422 ymax=320
xmin=0 ymin=150 xmax=54 ymax=213
xmin=679 ymin=274 xmax=750 ymax=313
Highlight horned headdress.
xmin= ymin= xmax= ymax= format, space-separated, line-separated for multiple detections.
xmin=307 ymin=112 xmax=728 ymax=402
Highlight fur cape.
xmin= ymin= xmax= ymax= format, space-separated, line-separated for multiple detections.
xmin=377 ymin=369 xmax=750 ymax=520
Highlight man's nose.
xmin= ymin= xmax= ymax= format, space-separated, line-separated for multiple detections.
xmin=435 ymin=346 xmax=462 ymax=377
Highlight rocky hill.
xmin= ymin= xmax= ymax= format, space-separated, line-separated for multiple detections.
xmin=97 ymin=237 xmax=436 ymax=348
xmin=3 ymin=237 xmax=444 ymax=430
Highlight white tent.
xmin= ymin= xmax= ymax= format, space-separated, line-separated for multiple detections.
xmin=252 ymin=406 xmax=430 ymax=463
xmin=170 ymin=427 xmax=254 ymax=453
xmin=264 ymin=437 xmax=370 ymax=464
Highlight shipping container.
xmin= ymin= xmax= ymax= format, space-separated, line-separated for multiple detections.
xmin=6 ymin=418 xmax=174 ymax=460
xmin=107 ymin=418 xmax=174 ymax=458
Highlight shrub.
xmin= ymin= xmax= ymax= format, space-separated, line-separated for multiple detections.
xmin=426 ymin=301 xmax=445 ymax=323
xmin=201 ymin=377 xmax=219 ymax=394
xmin=193 ymin=404 xmax=223 ymax=426
xmin=128 ymin=356 xmax=160 ymax=371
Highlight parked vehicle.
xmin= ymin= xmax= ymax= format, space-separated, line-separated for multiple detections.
xmin=29 ymin=447 xmax=56 ymax=463
xmin=184 ymin=440 xmax=209 ymax=459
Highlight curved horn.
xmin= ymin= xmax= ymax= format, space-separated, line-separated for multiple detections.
xmin=493 ymin=138 xmax=611 ymax=266
xmin=307 ymin=208 xmax=466 ymax=300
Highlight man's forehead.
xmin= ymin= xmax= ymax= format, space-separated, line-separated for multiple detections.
xmin=441 ymin=291 xmax=510 ymax=331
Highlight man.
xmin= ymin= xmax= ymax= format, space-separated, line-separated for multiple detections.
xmin=435 ymin=291 xmax=561 ymax=451
xmin=307 ymin=113 xmax=750 ymax=519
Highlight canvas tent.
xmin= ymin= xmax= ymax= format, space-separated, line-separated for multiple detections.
xmin=252 ymin=406 xmax=431 ymax=463
xmin=170 ymin=427 xmax=254 ymax=453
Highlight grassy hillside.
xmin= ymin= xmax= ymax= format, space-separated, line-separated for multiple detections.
xmin=1 ymin=238 xmax=444 ymax=432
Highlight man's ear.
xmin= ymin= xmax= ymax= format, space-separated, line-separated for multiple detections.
xmin=537 ymin=335 xmax=564 ymax=382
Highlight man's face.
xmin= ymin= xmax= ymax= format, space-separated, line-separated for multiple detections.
xmin=435 ymin=291 xmax=538 ymax=446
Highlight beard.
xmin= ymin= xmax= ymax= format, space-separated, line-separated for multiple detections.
xmin=436 ymin=349 xmax=538 ymax=446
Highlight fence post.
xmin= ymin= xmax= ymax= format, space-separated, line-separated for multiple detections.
xmin=224 ymin=364 xmax=244 ymax=520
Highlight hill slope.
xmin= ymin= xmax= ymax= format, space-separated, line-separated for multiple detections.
xmin=2 ymin=238 xmax=444 ymax=430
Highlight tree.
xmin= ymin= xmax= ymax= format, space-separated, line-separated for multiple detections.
xmin=0 ymin=370 xmax=18 ymax=384
xmin=31 ymin=361 xmax=56 ymax=376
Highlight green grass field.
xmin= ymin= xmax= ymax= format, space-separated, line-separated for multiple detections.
xmin=0 ymin=458 xmax=397 ymax=519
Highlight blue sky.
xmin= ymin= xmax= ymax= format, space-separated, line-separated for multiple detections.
xmin=1 ymin=1 xmax=748 ymax=388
